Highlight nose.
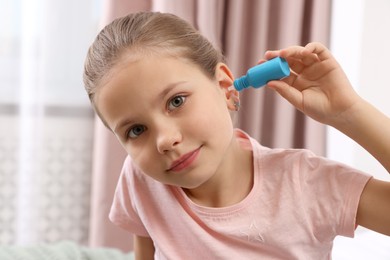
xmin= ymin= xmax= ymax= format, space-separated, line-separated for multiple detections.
xmin=156 ymin=123 xmax=182 ymax=154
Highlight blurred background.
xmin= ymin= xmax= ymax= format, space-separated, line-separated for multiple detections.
xmin=0 ymin=0 xmax=100 ymax=246
xmin=0 ymin=0 xmax=389 ymax=259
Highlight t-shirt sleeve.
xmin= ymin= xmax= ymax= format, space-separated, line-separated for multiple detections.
xmin=296 ymin=149 xmax=372 ymax=239
xmin=109 ymin=156 xmax=150 ymax=237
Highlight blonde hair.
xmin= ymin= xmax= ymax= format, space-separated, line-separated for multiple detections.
xmin=83 ymin=12 xmax=224 ymax=107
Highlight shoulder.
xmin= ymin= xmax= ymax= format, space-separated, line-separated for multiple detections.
xmin=248 ymin=134 xmax=371 ymax=185
xmin=110 ymin=156 xmax=173 ymax=236
xmin=114 ymin=155 xmax=170 ymax=210
xmin=237 ymin=128 xmax=316 ymax=160
xmin=120 ymin=155 xmax=156 ymax=186
xmin=249 ymin=138 xmax=317 ymax=170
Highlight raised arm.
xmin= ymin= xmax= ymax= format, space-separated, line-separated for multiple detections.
xmin=264 ymin=42 xmax=390 ymax=236
xmin=265 ymin=42 xmax=390 ymax=173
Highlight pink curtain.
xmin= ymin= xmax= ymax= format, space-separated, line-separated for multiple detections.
xmin=88 ymin=0 xmax=331 ymax=252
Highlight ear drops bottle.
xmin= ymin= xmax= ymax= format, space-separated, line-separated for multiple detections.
xmin=233 ymin=57 xmax=290 ymax=91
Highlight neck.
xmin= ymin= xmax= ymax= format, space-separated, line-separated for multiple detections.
xmin=183 ymin=136 xmax=253 ymax=208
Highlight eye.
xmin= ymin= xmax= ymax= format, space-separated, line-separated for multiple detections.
xmin=167 ymin=95 xmax=186 ymax=111
xmin=127 ymin=125 xmax=146 ymax=139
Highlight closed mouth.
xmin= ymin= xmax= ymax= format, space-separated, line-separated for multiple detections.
xmin=167 ymin=146 xmax=202 ymax=172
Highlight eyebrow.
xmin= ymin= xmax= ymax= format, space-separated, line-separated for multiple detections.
xmin=156 ymin=81 xmax=187 ymax=102
xmin=114 ymin=119 xmax=134 ymax=134
xmin=114 ymin=81 xmax=187 ymax=133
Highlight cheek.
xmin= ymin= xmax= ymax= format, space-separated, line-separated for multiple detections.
xmin=190 ymin=93 xmax=232 ymax=131
xmin=126 ymin=145 xmax=159 ymax=174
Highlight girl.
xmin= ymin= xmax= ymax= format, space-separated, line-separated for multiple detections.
xmin=83 ymin=12 xmax=390 ymax=259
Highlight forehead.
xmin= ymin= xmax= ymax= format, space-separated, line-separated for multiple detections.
xmin=111 ymin=54 xmax=199 ymax=87
xmin=101 ymin=50 xmax=196 ymax=86
xmin=93 ymin=54 xmax=212 ymax=127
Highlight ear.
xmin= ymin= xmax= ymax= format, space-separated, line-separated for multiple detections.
xmin=215 ymin=63 xmax=240 ymax=111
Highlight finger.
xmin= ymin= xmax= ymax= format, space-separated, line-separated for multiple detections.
xmin=264 ymin=50 xmax=281 ymax=60
xmin=266 ymin=50 xmax=307 ymax=75
xmin=286 ymin=57 xmax=305 ymax=75
xmin=300 ymin=58 xmax=338 ymax=81
xmin=270 ymin=69 xmax=304 ymax=93
xmin=256 ymin=59 xmax=267 ymax=65
xmin=278 ymin=47 xmax=316 ymax=72
xmin=266 ymin=44 xmax=322 ymax=74
xmin=266 ymin=81 xmax=304 ymax=111
xmin=282 ymin=70 xmax=311 ymax=92
xmin=301 ymin=52 xmax=320 ymax=66
xmin=265 ymin=46 xmax=306 ymax=64
xmin=278 ymin=45 xmax=307 ymax=60
xmin=267 ymin=43 xmax=331 ymax=62
xmin=304 ymin=42 xmax=333 ymax=61
xmin=281 ymin=45 xmax=320 ymax=67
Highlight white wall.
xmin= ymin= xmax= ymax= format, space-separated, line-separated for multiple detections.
xmin=329 ymin=0 xmax=390 ymax=258
xmin=355 ymin=0 xmax=390 ymax=181
xmin=328 ymin=0 xmax=390 ymax=180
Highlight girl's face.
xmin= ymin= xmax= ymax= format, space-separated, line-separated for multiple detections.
xmin=95 ymin=55 xmax=238 ymax=189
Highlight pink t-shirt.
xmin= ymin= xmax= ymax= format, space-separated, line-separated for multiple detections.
xmin=109 ymin=129 xmax=371 ymax=259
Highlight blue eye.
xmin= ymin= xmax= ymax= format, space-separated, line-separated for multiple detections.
xmin=168 ymin=95 xmax=186 ymax=111
xmin=127 ymin=125 xmax=146 ymax=139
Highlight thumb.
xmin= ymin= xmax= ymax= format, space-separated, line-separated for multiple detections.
xmin=267 ymin=81 xmax=303 ymax=111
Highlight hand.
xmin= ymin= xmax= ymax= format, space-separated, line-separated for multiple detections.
xmin=265 ymin=42 xmax=390 ymax=174
xmin=264 ymin=42 xmax=362 ymax=127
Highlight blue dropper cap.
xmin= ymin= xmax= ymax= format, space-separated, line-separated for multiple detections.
xmin=233 ymin=57 xmax=290 ymax=91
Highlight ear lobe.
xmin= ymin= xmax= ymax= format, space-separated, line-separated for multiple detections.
xmin=226 ymin=90 xmax=240 ymax=111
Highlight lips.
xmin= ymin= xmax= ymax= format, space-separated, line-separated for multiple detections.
xmin=167 ymin=146 xmax=201 ymax=172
